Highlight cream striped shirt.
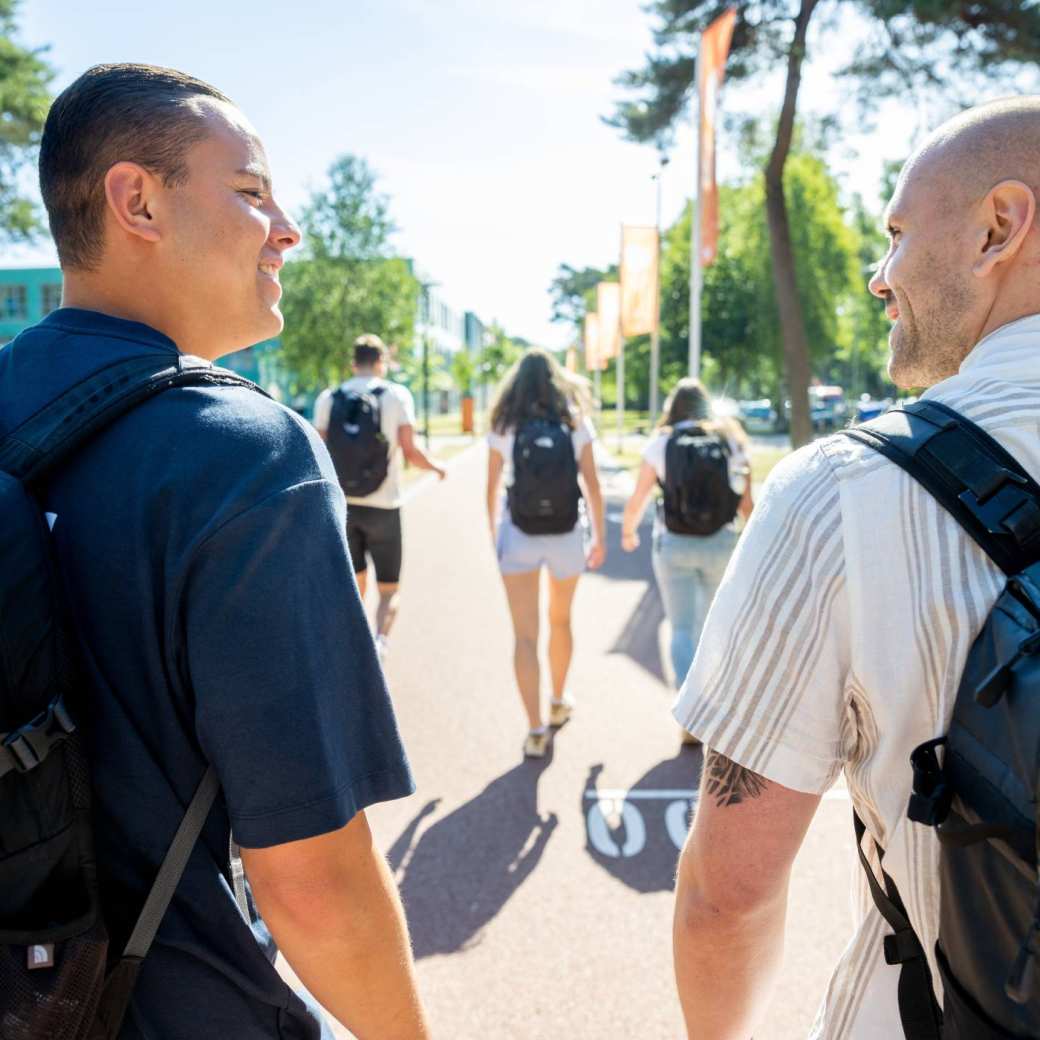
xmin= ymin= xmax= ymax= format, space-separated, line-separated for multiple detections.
xmin=675 ymin=315 xmax=1040 ymax=1038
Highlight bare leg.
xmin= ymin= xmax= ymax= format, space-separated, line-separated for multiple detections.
xmin=376 ymin=582 xmax=401 ymax=639
xmin=547 ymin=573 xmax=580 ymax=700
xmin=502 ymin=570 xmax=543 ymax=730
xmin=356 ymin=568 xmax=368 ymax=603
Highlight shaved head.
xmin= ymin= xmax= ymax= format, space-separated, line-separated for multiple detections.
xmin=871 ymin=97 xmax=1040 ymax=389
xmin=910 ymin=97 xmax=1040 ymax=215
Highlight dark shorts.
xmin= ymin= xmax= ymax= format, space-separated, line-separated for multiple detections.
xmin=346 ymin=504 xmax=403 ymax=583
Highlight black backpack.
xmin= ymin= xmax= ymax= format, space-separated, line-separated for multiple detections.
xmin=0 ymin=353 xmax=257 ymax=1040
xmin=325 ymin=384 xmax=390 ymax=497
xmin=845 ymin=399 xmax=1040 ymax=1040
xmin=507 ymin=418 xmax=581 ymax=535
xmin=660 ymin=426 xmax=741 ymax=536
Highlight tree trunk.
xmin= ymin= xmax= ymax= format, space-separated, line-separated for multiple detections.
xmin=764 ymin=0 xmax=819 ymax=449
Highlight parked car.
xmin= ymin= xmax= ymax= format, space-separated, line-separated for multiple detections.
xmin=809 ymin=385 xmax=849 ymax=431
xmin=738 ymin=398 xmax=778 ymax=431
xmin=855 ymin=394 xmax=892 ymax=423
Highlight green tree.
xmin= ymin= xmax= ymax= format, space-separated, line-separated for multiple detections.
xmin=656 ymin=151 xmax=861 ymax=404
xmin=607 ymin=0 xmax=1040 ymax=445
xmin=480 ymin=323 xmax=524 ymax=392
xmin=0 ymin=1 xmax=53 ymax=240
xmin=548 ymin=262 xmax=618 ymax=334
xmin=278 ymin=155 xmax=418 ymax=391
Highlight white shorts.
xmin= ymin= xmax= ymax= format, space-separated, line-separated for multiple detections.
xmin=496 ymin=515 xmax=586 ymax=579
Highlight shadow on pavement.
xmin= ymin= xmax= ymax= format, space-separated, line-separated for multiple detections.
xmin=581 ymin=749 xmax=703 ymax=894
xmin=391 ymin=752 xmax=558 ymax=959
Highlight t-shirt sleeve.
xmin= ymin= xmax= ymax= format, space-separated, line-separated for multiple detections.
xmin=312 ymin=389 xmax=332 ymax=434
xmin=180 ymin=477 xmax=414 ymax=847
xmin=487 ymin=429 xmax=509 ymax=458
xmin=572 ymin=415 xmax=596 ymax=458
xmin=673 ymin=443 xmax=850 ymax=794
xmin=642 ymin=434 xmax=667 ymax=482
xmin=394 ymin=385 xmax=417 ymax=427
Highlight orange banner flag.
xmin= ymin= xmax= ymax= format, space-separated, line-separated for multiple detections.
xmin=584 ymin=312 xmax=603 ymax=371
xmin=620 ymin=225 xmax=659 ymax=337
xmin=596 ymin=281 xmax=621 ymax=360
xmin=698 ymin=7 xmax=737 ymax=267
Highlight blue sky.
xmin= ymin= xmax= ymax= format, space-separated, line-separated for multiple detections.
xmin=12 ymin=1 xmax=968 ymax=346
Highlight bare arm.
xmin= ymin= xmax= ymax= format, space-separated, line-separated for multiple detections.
xmin=242 ymin=811 xmax=430 ymax=1040
xmin=674 ymin=750 xmax=820 ymax=1039
xmin=487 ymin=447 xmax=504 ymax=542
xmin=578 ymin=441 xmax=606 ymax=569
xmin=398 ymin=424 xmax=446 ymax=479
xmin=621 ymin=460 xmax=658 ymax=552
xmin=739 ymin=475 xmax=754 ymax=521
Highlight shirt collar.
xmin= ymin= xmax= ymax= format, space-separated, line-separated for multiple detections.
xmin=957 ymin=313 xmax=1040 ymax=381
xmin=40 ymin=307 xmax=180 ymax=354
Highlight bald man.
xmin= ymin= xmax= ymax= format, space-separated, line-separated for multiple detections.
xmin=670 ymin=97 xmax=1040 ymax=1039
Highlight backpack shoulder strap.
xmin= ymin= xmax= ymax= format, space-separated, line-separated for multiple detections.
xmin=0 ymin=353 xmax=264 ymax=484
xmin=844 ymin=399 xmax=1040 ymax=575
xmin=853 ymin=812 xmax=943 ymax=1040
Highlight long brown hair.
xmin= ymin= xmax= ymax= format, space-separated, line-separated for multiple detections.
xmin=659 ymin=378 xmax=748 ymax=450
xmin=490 ymin=349 xmax=578 ymax=433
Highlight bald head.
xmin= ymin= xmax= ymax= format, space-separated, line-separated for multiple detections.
xmin=870 ymin=98 xmax=1040 ymax=389
xmin=908 ymin=96 xmax=1040 ymax=214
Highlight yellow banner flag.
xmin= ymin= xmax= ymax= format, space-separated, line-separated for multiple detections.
xmin=620 ymin=225 xmax=659 ymax=336
xmin=583 ymin=312 xmax=602 ymax=371
xmin=698 ymin=7 xmax=737 ymax=267
xmin=596 ymin=281 xmax=621 ymax=360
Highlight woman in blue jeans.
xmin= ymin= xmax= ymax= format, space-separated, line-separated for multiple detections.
xmin=621 ymin=380 xmax=753 ymax=738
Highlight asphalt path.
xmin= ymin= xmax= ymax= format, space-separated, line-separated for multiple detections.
xmin=297 ymin=443 xmax=857 ymax=1040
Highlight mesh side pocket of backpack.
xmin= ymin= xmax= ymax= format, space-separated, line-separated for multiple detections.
xmin=0 ymin=739 xmax=110 ymax=1040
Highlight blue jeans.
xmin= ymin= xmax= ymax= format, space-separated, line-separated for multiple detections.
xmin=651 ymin=524 xmax=740 ymax=689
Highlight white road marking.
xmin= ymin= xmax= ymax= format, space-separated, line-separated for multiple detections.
xmin=584 ymin=787 xmax=851 ymax=858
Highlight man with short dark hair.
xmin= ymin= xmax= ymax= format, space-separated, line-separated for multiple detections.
xmin=1 ymin=63 xmax=429 ymax=1039
xmin=671 ymin=97 xmax=1040 ymax=1038
xmin=314 ymin=333 xmax=445 ymax=660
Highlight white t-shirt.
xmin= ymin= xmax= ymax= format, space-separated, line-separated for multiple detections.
xmin=313 ymin=377 xmax=416 ymax=509
xmin=641 ymin=420 xmax=749 ymax=494
xmin=675 ymin=315 xmax=1040 ymax=1037
xmin=487 ymin=416 xmax=595 ymax=487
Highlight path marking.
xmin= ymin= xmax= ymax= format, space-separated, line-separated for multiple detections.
xmin=584 ymin=786 xmax=850 ymax=858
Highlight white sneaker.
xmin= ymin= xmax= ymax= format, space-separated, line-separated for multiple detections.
xmin=523 ymin=728 xmax=550 ymax=758
xmin=549 ymin=695 xmax=575 ymax=728
xmin=375 ymin=635 xmax=388 ymax=664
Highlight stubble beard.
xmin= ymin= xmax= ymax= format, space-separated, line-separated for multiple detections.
xmin=887 ymin=276 xmax=977 ymax=390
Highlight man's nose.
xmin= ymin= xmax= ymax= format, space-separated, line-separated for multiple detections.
xmin=867 ymin=260 xmax=889 ymax=300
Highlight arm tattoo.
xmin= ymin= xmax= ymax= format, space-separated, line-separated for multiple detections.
xmin=703 ymin=749 xmax=767 ymax=808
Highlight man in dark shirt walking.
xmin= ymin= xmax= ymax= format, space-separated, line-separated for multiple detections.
xmin=0 ymin=64 xmax=429 ymax=1039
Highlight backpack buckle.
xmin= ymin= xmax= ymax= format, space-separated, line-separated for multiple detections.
xmin=908 ymin=738 xmax=952 ymax=826
xmin=884 ymin=928 xmax=924 ymax=965
xmin=0 ymin=696 xmax=77 ymax=778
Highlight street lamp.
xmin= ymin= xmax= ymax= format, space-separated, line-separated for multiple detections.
xmin=418 ymin=278 xmax=439 ymax=448
xmin=649 ymin=153 xmax=670 ymax=425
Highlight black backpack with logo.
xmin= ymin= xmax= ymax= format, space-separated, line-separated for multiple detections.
xmin=660 ymin=426 xmax=741 ymax=536
xmin=507 ymin=418 xmax=581 ymax=535
xmin=846 ymin=399 xmax=1040 ymax=1040
xmin=325 ymin=384 xmax=390 ymax=497
xmin=0 ymin=353 xmax=256 ymax=1040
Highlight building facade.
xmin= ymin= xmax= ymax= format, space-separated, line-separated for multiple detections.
xmin=0 ymin=267 xmax=64 ymax=343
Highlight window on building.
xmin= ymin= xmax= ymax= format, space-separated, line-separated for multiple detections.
xmin=0 ymin=285 xmax=28 ymax=320
xmin=41 ymin=284 xmax=63 ymax=314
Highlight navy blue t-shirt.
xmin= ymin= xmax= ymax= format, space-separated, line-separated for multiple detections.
xmin=0 ymin=309 xmax=415 ymax=1039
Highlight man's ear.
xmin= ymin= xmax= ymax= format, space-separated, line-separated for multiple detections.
xmin=103 ymin=162 xmax=163 ymax=245
xmin=974 ymin=179 xmax=1035 ymax=278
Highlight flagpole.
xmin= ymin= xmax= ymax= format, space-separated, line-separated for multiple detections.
xmin=650 ymin=157 xmax=668 ymax=424
xmin=616 ymin=225 xmax=625 ymax=450
xmin=689 ymin=42 xmax=703 ymax=380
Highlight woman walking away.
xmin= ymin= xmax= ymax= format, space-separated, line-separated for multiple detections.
xmin=620 ymin=379 xmax=753 ymax=738
xmin=487 ymin=350 xmax=606 ymax=759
